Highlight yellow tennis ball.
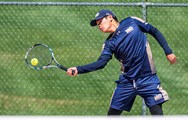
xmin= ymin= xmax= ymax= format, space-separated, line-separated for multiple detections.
xmin=31 ymin=58 xmax=38 ymax=66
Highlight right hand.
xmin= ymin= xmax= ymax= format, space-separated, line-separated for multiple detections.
xmin=66 ymin=67 xmax=78 ymax=76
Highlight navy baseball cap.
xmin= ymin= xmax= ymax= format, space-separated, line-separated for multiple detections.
xmin=90 ymin=9 xmax=117 ymax=26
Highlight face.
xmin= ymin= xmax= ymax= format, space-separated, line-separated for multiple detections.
xmin=96 ymin=16 xmax=112 ymax=33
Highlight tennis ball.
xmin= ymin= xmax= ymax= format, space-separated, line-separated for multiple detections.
xmin=31 ymin=58 xmax=38 ymax=66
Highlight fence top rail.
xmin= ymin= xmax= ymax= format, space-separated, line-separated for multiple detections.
xmin=0 ymin=2 xmax=188 ymax=7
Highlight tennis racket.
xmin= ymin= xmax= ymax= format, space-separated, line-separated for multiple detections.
xmin=25 ymin=43 xmax=75 ymax=74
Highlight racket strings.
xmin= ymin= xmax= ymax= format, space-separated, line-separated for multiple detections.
xmin=27 ymin=45 xmax=52 ymax=68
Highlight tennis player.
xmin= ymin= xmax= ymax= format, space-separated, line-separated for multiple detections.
xmin=66 ymin=9 xmax=177 ymax=115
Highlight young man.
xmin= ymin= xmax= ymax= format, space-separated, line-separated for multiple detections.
xmin=66 ymin=10 xmax=177 ymax=115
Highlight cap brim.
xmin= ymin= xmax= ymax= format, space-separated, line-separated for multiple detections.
xmin=90 ymin=19 xmax=97 ymax=26
xmin=90 ymin=16 xmax=105 ymax=26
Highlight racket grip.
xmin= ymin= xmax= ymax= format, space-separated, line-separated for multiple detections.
xmin=58 ymin=64 xmax=67 ymax=71
xmin=72 ymin=70 xmax=75 ymax=75
xmin=58 ymin=64 xmax=75 ymax=75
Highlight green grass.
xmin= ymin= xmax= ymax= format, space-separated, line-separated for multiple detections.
xmin=0 ymin=2 xmax=188 ymax=115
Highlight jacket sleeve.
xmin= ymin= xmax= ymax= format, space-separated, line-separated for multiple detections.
xmin=132 ymin=17 xmax=173 ymax=55
xmin=76 ymin=53 xmax=112 ymax=74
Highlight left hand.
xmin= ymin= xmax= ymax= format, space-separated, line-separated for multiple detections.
xmin=166 ymin=53 xmax=177 ymax=64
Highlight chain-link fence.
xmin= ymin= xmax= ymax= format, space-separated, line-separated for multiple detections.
xmin=0 ymin=0 xmax=188 ymax=115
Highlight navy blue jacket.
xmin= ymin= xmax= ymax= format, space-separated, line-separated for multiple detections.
xmin=77 ymin=17 xmax=172 ymax=81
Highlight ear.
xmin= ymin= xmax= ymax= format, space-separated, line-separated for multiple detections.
xmin=107 ymin=15 xmax=113 ymax=22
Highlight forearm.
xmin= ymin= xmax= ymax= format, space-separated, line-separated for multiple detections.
xmin=134 ymin=17 xmax=173 ymax=55
xmin=149 ymin=27 xmax=173 ymax=55
xmin=76 ymin=54 xmax=112 ymax=74
xmin=77 ymin=60 xmax=106 ymax=74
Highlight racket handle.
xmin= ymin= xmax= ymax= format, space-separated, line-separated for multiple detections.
xmin=72 ymin=70 xmax=75 ymax=75
xmin=58 ymin=64 xmax=75 ymax=75
xmin=58 ymin=64 xmax=67 ymax=71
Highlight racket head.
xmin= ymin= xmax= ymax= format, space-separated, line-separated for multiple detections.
xmin=25 ymin=44 xmax=55 ymax=70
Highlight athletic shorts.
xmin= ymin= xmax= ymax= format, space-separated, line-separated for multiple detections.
xmin=109 ymin=74 xmax=169 ymax=112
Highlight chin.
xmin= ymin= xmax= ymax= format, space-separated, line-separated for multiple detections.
xmin=103 ymin=30 xmax=111 ymax=33
xmin=101 ymin=29 xmax=108 ymax=33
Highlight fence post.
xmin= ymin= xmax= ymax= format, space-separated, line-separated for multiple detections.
xmin=141 ymin=0 xmax=147 ymax=116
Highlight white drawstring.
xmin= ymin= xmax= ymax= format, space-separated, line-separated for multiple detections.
xmin=133 ymin=80 xmax=137 ymax=89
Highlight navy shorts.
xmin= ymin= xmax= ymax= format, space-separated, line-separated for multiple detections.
xmin=109 ymin=74 xmax=169 ymax=112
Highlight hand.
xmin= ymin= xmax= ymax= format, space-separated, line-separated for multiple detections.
xmin=66 ymin=67 xmax=78 ymax=76
xmin=166 ymin=53 xmax=177 ymax=64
